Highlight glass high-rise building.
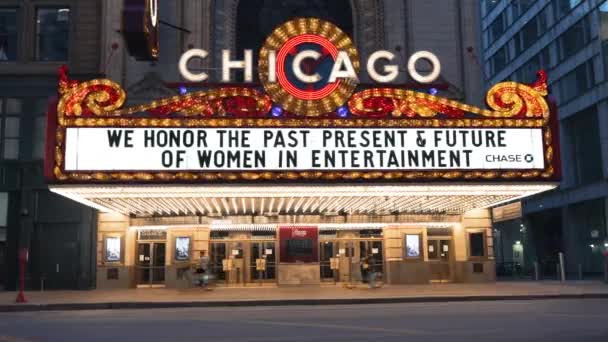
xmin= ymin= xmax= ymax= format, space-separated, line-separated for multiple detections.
xmin=481 ymin=0 xmax=608 ymax=278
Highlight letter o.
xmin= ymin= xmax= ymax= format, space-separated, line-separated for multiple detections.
xmin=178 ymin=49 xmax=209 ymax=82
xmin=407 ymin=51 xmax=441 ymax=84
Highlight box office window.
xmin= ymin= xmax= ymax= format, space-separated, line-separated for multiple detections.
xmin=285 ymin=239 xmax=313 ymax=258
xmin=404 ymin=234 xmax=421 ymax=258
xmin=175 ymin=237 xmax=190 ymax=261
xmin=104 ymin=236 xmax=122 ymax=262
xmin=469 ymin=232 xmax=485 ymax=257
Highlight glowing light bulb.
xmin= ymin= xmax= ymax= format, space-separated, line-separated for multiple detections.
xmin=271 ymin=106 xmax=283 ymax=117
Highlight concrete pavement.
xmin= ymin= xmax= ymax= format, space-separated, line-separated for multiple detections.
xmin=1 ymin=281 xmax=607 ymax=312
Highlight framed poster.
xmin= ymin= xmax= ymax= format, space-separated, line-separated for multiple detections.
xmin=405 ymin=234 xmax=421 ymax=258
xmin=175 ymin=236 xmax=191 ymax=261
xmin=105 ymin=236 xmax=121 ymax=262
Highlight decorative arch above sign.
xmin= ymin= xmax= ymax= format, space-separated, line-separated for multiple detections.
xmin=46 ymin=64 xmax=558 ymax=184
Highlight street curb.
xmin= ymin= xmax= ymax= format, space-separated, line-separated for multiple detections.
xmin=2 ymin=293 xmax=608 ymax=312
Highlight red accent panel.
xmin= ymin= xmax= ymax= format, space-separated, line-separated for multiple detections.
xmin=279 ymin=226 xmax=318 ymax=263
xmin=547 ymin=96 xmax=561 ymax=181
xmin=43 ymin=97 xmax=58 ymax=182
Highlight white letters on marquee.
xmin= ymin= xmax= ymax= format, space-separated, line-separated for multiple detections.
xmin=178 ymin=48 xmax=441 ymax=84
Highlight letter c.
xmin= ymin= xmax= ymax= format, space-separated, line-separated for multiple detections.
xmin=179 ymin=49 xmax=209 ymax=82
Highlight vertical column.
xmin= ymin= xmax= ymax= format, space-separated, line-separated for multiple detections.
xmin=382 ymin=0 xmax=407 ymax=83
xmin=96 ymin=213 xmax=131 ymax=289
xmin=408 ymin=0 xmax=463 ymax=97
xmin=458 ymin=0 xmax=483 ymax=106
xmin=181 ymin=0 xmax=213 ymax=81
xmin=459 ymin=208 xmax=494 ymax=282
xmin=100 ymin=0 xmax=125 ymax=84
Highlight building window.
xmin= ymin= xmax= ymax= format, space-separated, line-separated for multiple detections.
xmin=0 ymin=98 xmax=21 ymax=160
xmin=557 ymin=16 xmax=591 ymax=62
xmin=0 ymin=8 xmax=18 ymax=61
xmin=601 ymin=2 xmax=608 ymax=81
xmin=469 ymin=232 xmax=486 ymax=257
xmin=554 ymin=0 xmax=582 ymax=21
xmin=0 ymin=192 xmax=7 ymax=227
xmin=35 ymin=7 xmax=70 ymax=61
xmin=558 ymin=61 xmax=594 ymax=104
xmin=489 ymin=45 xmax=509 ymax=76
xmin=32 ymin=98 xmax=48 ymax=160
xmin=514 ymin=18 xmax=540 ymax=55
xmin=487 ymin=12 xmax=506 ymax=45
xmin=482 ymin=0 xmax=501 ymax=18
xmin=564 ymin=106 xmax=603 ymax=185
xmin=515 ymin=47 xmax=551 ymax=83
xmin=510 ymin=0 xmax=536 ymax=21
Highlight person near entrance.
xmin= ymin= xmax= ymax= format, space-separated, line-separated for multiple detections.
xmin=196 ymin=250 xmax=211 ymax=290
xmin=360 ymin=254 xmax=377 ymax=288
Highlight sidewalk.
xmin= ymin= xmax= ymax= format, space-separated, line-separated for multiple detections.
xmin=1 ymin=281 xmax=607 ymax=312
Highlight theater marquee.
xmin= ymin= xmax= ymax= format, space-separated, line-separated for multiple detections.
xmin=64 ymin=127 xmax=544 ymax=171
xmin=45 ymin=18 xmax=559 ymax=183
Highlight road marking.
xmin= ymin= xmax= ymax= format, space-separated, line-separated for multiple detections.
xmin=237 ymin=319 xmax=432 ymax=336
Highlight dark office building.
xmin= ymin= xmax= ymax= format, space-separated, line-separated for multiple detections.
xmin=481 ymin=0 xmax=608 ymax=278
xmin=0 ymin=0 xmax=102 ymax=290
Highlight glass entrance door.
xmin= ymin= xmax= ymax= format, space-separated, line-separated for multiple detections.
xmin=360 ymin=240 xmax=384 ymax=280
xmin=210 ymin=242 xmax=227 ymax=283
xmin=319 ymin=241 xmax=337 ymax=281
xmin=136 ymin=242 xmax=166 ymax=286
xmin=250 ymin=241 xmax=276 ymax=283
xmin=428 ymin=239 xmax=452 ymax=282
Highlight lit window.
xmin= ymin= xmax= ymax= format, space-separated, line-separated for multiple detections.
xmin=0 ymin=8 xmax=17 ymax=61
xmin=35 ymin=8 xmax=70 ymax=61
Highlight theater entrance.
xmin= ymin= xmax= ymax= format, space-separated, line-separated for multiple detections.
xmin=135 ymin=242 xmax=166 ymax=287
xmin=319 ymin=231 xmax=384 ymax=284
xmin=250 ymin=241 xmax=276 ymax=283
xmin=428 ymin=238 xmax=453 ymax=283
xmin=210 ymin=238 xmax=277 ymax=286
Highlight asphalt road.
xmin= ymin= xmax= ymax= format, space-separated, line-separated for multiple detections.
xmin=0 ymin=299 xmax=607 ymax=342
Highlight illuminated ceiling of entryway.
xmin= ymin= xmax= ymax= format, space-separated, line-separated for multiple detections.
xmin=49 ymin=184 xmax=556 ymax=217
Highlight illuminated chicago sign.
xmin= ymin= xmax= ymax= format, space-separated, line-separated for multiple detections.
xmin=46 ymin=18 xmax=559 ymax=183
xmin=179 ymin=19 xmax=440 ymax=115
